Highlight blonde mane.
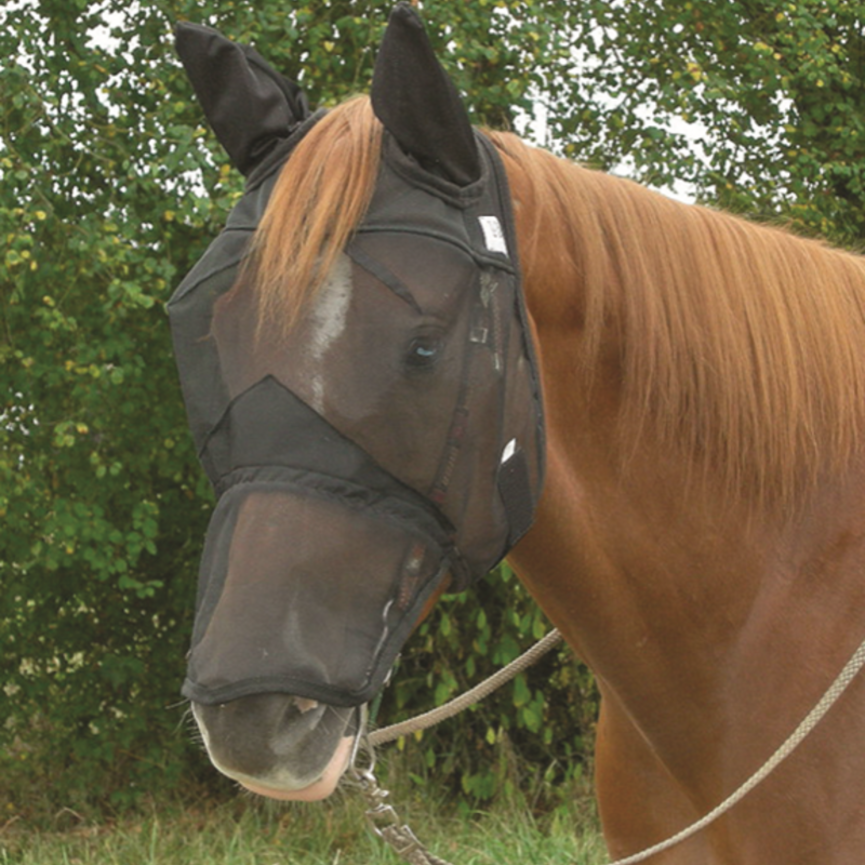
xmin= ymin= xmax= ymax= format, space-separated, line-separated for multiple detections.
xmin=247 ymin=100 xmax=865 ymax=506
xmin=489 ymin=130 xmax=865 ymax=505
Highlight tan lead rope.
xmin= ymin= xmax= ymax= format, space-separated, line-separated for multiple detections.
xmin=368 ymin=628 xmax=564 ymax=747
xmin=604 ymin=632 xmax=865 ymax=865
xmin=354 ymin=629 xmax=865 ymax=865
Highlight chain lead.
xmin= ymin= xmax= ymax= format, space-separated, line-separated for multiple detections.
xmin=348 ymin=735 xmax=455 ymax=865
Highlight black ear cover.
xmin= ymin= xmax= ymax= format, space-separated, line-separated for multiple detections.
xmin=371 ymin=3 xmax=480 ymax=186
xmin=175 ymin=22 xmax=311 ymax=176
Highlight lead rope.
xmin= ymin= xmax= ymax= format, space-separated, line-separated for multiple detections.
xmin=349 ymin=629 xmax=865 ymax=865
xmin=368 ymin=628 xmax=564 ymax=748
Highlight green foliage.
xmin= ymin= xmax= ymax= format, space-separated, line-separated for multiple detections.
xmin=548 ymin=1 xmax=865 ymax=244
xmin=2 ymin=0 xmax=863 ymax=820
xmin=375 ymin=565 xmax=599 ymax=810
xmin=1 ymin=0 xmax=225 ymax=816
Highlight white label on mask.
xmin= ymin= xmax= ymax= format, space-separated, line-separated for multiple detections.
xmin=479 ymin=215 xmax=508 ymax=257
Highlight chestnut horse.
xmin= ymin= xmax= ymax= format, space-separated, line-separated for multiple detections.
xmin=172 ymin=9 xmax=865 ymax=864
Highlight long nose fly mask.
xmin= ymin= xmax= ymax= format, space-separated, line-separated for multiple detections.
xmin=169 ymin=4 xmax=545 ymax=708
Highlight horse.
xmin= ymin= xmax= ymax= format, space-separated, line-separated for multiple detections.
xmin=170 ymin=5 xmax=865 ymax=863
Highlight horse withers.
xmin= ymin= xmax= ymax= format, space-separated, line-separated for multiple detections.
xmin=170 ymin=4 xmax=865 ymax=862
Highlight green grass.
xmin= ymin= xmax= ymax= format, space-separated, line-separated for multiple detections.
xmin=0 ymin=780 xmax=607 ymax=865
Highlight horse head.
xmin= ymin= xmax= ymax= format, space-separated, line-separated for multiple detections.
xmin=170 ymin=3 xmax=544 ymax=799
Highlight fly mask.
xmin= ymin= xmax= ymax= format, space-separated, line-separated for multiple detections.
xmin=169 ymin=3 xmax=545 ymax=711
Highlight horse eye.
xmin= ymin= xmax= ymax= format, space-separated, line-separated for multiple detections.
xmin=406 ymin=336 xmax=443 ymax=369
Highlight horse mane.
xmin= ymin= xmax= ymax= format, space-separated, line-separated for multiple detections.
xmin=247 ymin=96 xmax=865 ymax=507
xmin=488 ymin=130 xmax=865 ymax=506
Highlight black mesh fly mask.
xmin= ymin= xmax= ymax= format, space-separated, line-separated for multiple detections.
xmin=169 ymin=8 xmax=545 ymax=709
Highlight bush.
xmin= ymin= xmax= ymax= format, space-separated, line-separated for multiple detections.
xmin=375 ymin=565 xmax=599 ymax=811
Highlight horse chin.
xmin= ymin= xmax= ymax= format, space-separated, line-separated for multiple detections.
xmin=237 ymin=735 xmax=356 ymax=801
xmin=190 ymin=695 xmax=362 ymax=800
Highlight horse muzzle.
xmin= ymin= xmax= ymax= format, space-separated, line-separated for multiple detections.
xmin=191 ymin=694 xmax=364 ymax=800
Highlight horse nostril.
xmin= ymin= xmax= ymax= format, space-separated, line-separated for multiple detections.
xmin=293 ymin=697 xmax=319 ymax=714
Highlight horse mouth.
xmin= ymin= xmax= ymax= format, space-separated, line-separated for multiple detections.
xmin=234 ymin=733 xmax=358 ymax=801
xmin=191 ymin=696 xmax=365 ymax=800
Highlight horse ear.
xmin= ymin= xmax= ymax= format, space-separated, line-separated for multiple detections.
xmin=371 ymin=3 xmax=481 ymax=186
xmin=175 ymin=22 xmax=311 ymax=176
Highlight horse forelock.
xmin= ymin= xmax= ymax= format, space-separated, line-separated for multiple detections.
xmin=490 ymin=131 xmax=865 ymax=508
xmin=247 ymin=96 xmax=383 ymax=334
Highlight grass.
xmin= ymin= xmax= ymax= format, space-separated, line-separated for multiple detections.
xmin=0 ymin=776 xmax=607 ymax=865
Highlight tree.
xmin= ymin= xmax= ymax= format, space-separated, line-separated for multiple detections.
xmin=2 ymin=0 xmax=862 ymax=815
xmin=548 ymin=1 xmax=865 ymax=243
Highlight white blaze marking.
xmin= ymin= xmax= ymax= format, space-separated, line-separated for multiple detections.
xmin=307 ymin=253 xmax=353 ymax=412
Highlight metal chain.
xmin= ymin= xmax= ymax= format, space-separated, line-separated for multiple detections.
xmin=352 ymin=628 xmax=865 ymax=865
xmin=348 ymin=738 xmax=456 ymax=865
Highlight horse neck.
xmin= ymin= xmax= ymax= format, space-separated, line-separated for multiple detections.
xmin=505 ymin=148 xmax=865 ymax=778
xmin=510 ymin=301 xmax=865 ymax=811
xmin=510 ymin=324 xmax=768 ymax=672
